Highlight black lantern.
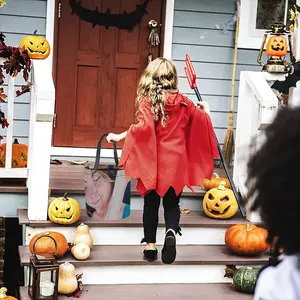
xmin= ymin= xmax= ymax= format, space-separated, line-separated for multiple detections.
xmin=257 ymin=22 xmax=295 ymax=73
xmin=28 ymin=235 xmax=59 ymax=300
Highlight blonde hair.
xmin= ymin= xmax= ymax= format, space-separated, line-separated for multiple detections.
xmin=136 ymin=57 xmax=178 ymax=126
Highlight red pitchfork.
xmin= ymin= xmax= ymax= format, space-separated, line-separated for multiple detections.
xmin=184 ymin=54 xmax=246 ymax=218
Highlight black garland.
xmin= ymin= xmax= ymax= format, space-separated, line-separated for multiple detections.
xmin=69 ymin=0 xmax=150 ymax=30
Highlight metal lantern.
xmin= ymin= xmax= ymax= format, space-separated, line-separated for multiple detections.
xmin=257 ymin=22 xmax=295 ymax=73
xmin=28 ymin=235 xmax=59 ymax=300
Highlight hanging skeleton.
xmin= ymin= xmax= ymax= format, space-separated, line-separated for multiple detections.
xmin=148 ymin=20 xmax=160 ymax=63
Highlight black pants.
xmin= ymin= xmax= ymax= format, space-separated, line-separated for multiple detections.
xmin=142 ymin=187 xmax=182 ymax=243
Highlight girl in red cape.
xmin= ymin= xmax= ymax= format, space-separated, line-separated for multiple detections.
xmin=107 ymin=58 xmax=219 ymax=264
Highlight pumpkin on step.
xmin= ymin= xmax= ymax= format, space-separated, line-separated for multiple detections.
xmin=19 ymin=30 xmax=50 ymax=59
xmin=0 ymin=139 xmax=28 ymax=168
xmin=0 ymin=287 xmax=17 ymax=300
xmin=225 ymin=265 xmax=260 ymax=294
xmin=203 ymin=181 xmax=238 ymax=219
xmin=266 ymin=35 xmax=287 ymax=57
xmin=58 ymin=262 xmax=79 ymax=295
xmin=202 ymin=173 xmax=230 ymax=190
xmin=225 ymin=224 xmax=268 ymax=256
xmin=29 ymin=231 xmax=69 ymax=258
xmin=73 ymin=223 xmax=93 ymax=248
xmin=48 ymin=193 xmax=81 ymax=225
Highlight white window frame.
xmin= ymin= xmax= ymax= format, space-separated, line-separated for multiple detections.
xmin=238 ymin=0 xmax=291 ymax=49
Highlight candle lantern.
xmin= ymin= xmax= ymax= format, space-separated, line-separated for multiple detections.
xmin=28 ymin=235 xmax=59 ymax=300
xmin=257 ymin=22 xmax=295 ymax=73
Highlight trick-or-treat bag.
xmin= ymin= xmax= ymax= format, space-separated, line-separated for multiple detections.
xmin=84 ymin=134 xmax=130 ymax=221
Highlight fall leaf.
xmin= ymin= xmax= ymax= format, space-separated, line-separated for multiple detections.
xmin=0 ymin=88 xmax=6 ymax=102
xmin=0 ymin=0 xmax=6 ymax=8
xmin=67 ymin=273 xmax=83 ymax=298
xmin=16 ymin=82 xmax=32 ymax=97
xmin=1 ymin=117 xmax=9 ymax=129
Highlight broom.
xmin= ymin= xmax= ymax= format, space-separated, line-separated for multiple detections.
xmin=221 ymin=0 xmax=240 ymax=168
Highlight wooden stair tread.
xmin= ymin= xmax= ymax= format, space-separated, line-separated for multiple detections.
xmin=20 ymin=283 xmax=252 ymax=300
xmin=19 ymin=244 xmax=269 ymax=266
xmin=18 ymin=208 xmax=254 ymax=228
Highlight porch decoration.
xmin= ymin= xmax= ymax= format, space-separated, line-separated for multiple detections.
xmin=28 ymin=235 xmax=59 ymax=300
xmin=73 ymin=223 xmax=93 ymax=248
xmin=224 ymin=265 xmax=260 ymax=294
xmin=203 ymin=181 xmax=238 ymax=219
xmin=148 ymin=20 xmax=160 ymax=63
xmin=257 ymin=22 xmax=294 ymax=73
xmin=0 ymin=288 xmax=17 ymax=300
xmin=48 ymin=193 xmax=81 ymax=225
xmin=29 ymin=232 xmax=69 ymax=258
xmin=58 ymin=262 xmax=83 ymax=297
xmin=69 ymin=0 xmax=149 ymax=30
xmin=202 ymin=173 xmax=230 ymax=190
xmin=289 ymin=4 xmax=300 ymax=32
xmin=19 ymin=30 xmax=51 ymax=60
xmin=225 ymin=224 xmax=268 ymax=256
xmin=0 ymin=1 xmax=6 ymax=8
xmin=71 ymin=243 xmax=90 ymax=261
xmin=0 ymin=139 xmax=28 ymax=168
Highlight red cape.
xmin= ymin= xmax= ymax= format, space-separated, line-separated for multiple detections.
xmin=119 ymin=93 xmax=219 ymax=197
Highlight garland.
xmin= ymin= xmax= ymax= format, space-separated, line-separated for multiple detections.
xmin=69 ymin=0 xmax=150 ymax=30
xmin=289 ymin=4 xmax=300 ymax=32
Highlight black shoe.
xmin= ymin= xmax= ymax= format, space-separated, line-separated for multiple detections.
xmin=143 ymin=248 xmax=158 ymax=261
xmin=162 ymin=230 xmax=176 ymax=264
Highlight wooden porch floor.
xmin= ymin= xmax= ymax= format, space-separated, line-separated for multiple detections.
xmin=0 ymin=161 xmax=229 ymax=197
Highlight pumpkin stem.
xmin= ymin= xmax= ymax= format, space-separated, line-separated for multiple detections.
xmin=33 ymin=29 xmax=38 ymax=35
xmin=217 ymin=181 xmax=226 ymax=191
xmin=246 ymin=224 xmax=252 ymax=231
xmin=13 ymin=139 xmax=19 ymax=144
xmin=224 ymin=265 xmax=237 ymax=279
xmin=63 ymin=193 xmax=68 ymax=200
xmin=0 ymin=287 xmax=8 ymax=299
xmin=212 ymin=173 xmax=219 ymax=178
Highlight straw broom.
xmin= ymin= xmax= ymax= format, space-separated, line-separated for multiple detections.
xmin=221 ymin=1 xmax=240 ymax=169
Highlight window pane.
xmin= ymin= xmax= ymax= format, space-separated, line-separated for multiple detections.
xmin=256 ymin=0 xmax=296 ymax=29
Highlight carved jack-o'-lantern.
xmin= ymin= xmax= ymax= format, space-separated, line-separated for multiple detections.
xmin=266 ymin=35 xmax=288 ymax=57
xmin=19 ymin=30 xmax=51 ymax=59
xmin=203 ymin=181 xmax=238 ymax=219
xmin=48 ymin=193 xmax=81 ymax=225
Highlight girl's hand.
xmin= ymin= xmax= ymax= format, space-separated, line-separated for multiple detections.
xmin=106 ymin=133 xmax=120 ymax=143
xmin=197 ymin=101 xmax=211 ymax=116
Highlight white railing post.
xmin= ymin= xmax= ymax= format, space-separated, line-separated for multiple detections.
xmin=27 ymin=60 xmax=55 ymax=221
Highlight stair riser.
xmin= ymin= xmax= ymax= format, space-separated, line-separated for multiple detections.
xmin=25 ymin=226 xmax=227 ymax=246
xmin=60 ymin=195 xmax=203 ymax=211
xmin=23 ymin=264 xmax=262 ymax=285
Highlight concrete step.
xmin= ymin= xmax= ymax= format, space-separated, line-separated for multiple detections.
xmin=19 ymin=209 xmax=254 ymax=245
xmin=20 ymin=283 xmax=253 ymax=300
xmin=19 ymin=244 xmax=268 ymax=285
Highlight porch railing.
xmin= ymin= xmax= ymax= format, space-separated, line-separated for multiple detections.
xmin=233 ymin=71 xmax=285 ymax=222
xmin=0 ymin=59 xmax=55 ymax=221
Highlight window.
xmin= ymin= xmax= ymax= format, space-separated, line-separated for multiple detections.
xmin=238 ymin=0 xmax=296 ymax=49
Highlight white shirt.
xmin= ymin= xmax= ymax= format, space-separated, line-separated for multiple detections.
xmin=254 ymin=255 xmax=300 ymax=300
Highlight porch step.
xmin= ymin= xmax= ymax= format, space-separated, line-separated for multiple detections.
xmin=19 ymin=209 xmax=254 ymax=245
xmin=19 ymin=283 xmax=253 ymax=300
xmin=19 ymin=244 xmax=268 ymax=284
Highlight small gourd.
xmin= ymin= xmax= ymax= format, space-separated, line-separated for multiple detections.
xmin=73 ymin=223 xmax=93 ymax=248
xmin=71 ymin=242 xmax=90 ymax=260
xmin=0 ymin=287 xmax=17 ymax=300
xmin=225 ymin=265 xmax=260 ymax=294
xmin=58 ymin=262 xmax=78 ymax=295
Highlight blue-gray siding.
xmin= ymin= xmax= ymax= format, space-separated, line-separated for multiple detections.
xmin=0 ymin=0 xmax=47 ymax=144
xmin=173 ymin=0 xmax=260 ymax=145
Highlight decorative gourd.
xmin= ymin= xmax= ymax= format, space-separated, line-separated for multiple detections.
xmin=225 ymin=265 xmax=260 ymax=294
xmin=29 ymin=231 xmax=69 ymax=258
xmin=58 ymin=262 xmax=78 ymax=295
xmin=0 ymin=287 xmax=17 ymax=300
xmin=203 ymin=181 xmax=238 ymax=219
xmin=266 ymin=35 xmax=288 ymax=57
xmin=202 ymin=173 xmax=230 ymax=190
xmin=71 ymin=243 xmax=90 ymax=260
xmin=225 ymin=224 xmax=268 ymax=255
xmin=19 ymin=30 xmax=51 ymax=59
xmin=0 ymin=139 xmax=28 ymax=168
xmin=73 ymin=223 xmax=93 ymax=248
xmin=48 ymin=193 xmax=81 ymax=225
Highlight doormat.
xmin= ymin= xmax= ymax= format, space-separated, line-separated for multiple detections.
xmin=69 ymin=0 xmax=150 ymax=30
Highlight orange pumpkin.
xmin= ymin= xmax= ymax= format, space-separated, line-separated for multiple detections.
xmin=0 ymin=139 xmax=28 ymax=168
xmin=225 ymin=224 xmax=268 ymax=256
xmin=29 ymin=231 xmax=69 ymax=258
xmin=202 ymin=173 xmax=230 ymax=190
xmin=266 ymin=35 xmax=288 ymax=57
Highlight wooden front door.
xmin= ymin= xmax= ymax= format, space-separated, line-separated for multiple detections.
xmin=53 ymin=0 xmax=164 ymax=147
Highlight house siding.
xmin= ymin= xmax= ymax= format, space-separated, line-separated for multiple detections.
xmin=173 ymin=0 xmax=260 ymax=145
xmin=0 ymin=0 xmax=47 ymax=144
